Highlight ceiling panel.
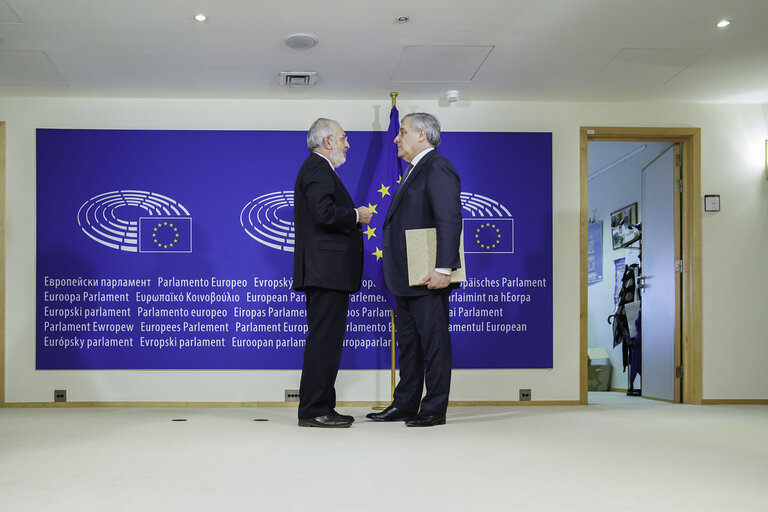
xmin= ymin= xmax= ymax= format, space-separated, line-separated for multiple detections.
xmin=0 ymin=50 xmax=68 ymax=87
xmin=590 ymin=48 xmax=711 ymax=84
xmin=0 ymin=0 xmax=22 ymax=23
xmin=391 ymin=45 xmax=494 ymax=83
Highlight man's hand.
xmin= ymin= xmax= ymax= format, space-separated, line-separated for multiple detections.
xmin=357 ymin=206 xmax=373 ymax=225
xmin=420 ymin=270 xmax=451 ymax=290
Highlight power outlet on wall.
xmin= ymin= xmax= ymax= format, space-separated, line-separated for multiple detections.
xmin=54 ymin=390 xmax=67 ymax=403
xmin=519 ymin=388 xmax=531 ymax=401
xmin=284 ymin=389 xmax=300 ymax=402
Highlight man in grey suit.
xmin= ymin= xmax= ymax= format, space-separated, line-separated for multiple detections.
xmin=293 ymin=118 xmax=372 ymax=428
xmin=367 ymin=112 xmax=462 ymax=427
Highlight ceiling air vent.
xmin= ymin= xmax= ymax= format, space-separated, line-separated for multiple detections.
xmin=279 ymin=72 xmax=317 ymax=88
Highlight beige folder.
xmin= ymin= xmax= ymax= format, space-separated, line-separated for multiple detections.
xmin=405 ymin=227 xmax=466 ymax=286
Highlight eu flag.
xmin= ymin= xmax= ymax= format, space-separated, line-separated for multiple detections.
xmin=359 ymin=107 xmax=403 ymax=307
xmin=138 ymin=217 xmax=192 ymax=253
xmin=463 ymin=218 xmax=514 ymax=254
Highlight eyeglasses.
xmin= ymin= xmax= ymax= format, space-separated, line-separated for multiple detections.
xmin=333 ymin=135 xmax=348 ymax=143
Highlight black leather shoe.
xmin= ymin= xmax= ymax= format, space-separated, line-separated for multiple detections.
xmin=331 ymin=410 xmax=355 ymax=423
xmin=298 ymin=414 xmax=352 ymax=428
xmin=366 ymin=405 xmax=412 ymax=422
xmin=405 ymin=412 xmax=446 ymax=427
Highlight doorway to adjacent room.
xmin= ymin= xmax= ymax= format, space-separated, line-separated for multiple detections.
xmin=580 ymin=127 xmax=702 ymax=405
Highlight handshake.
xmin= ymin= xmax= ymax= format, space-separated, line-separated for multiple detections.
xmin=356 ymin=206 xmax=373 ymax=225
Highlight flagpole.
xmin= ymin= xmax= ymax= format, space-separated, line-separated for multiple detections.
xmin=371 ymin=92 xmax=399 ymax=410
xmin=388 ymin=91 xmax=398 ymax=403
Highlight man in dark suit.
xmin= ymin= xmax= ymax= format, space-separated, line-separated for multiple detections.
xmin=367 ymin=112 xmax=462 ymax=427
xmin=293 ymin=118 xmax=372 ymax=428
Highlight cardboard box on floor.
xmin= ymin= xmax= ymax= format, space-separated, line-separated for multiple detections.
xmin=587 ymin=347 xmax=612 ymax=391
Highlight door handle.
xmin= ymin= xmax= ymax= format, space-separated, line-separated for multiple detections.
xmin=637 ymin=275 xmax=648 ymax=289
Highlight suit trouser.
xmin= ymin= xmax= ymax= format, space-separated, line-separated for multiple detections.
xmin=392 ymin=292 xmax=452 ymax=415
xmin=298 ymin=287 xmax=349 ymax=419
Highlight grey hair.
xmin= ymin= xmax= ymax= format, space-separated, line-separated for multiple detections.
xmin=403 ymin=112 xmax=441 ymax=148
xmin=307 ymin=118 xmax=339 ymax=151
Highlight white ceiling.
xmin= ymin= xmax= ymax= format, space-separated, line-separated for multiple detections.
xmin=1 ymin=0 xmax=768 ymax=102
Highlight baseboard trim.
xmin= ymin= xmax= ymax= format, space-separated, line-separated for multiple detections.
xmin=0 ymin=400 xmax=582 ymax=408
xmin=701 ymin=399 xmax=768 ymax=405
xmin=446 ymin=400 xmax=581 ymax=406
xmin=1 ymin=401 xmax=288 ymax=408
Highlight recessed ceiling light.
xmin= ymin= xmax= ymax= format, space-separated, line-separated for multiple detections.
xmin=716 ymin=19 xmax=730 ymax=28
xmin=284 ymin=33 xmax=319 ymax=50
xmin=194 ymin=14 xmax=207 ymax=22
xmin=395 ymin=16 xmax=410 ymax=23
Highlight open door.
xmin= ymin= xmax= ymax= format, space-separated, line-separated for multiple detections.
xmin=639 ymin=144 xmax=682 ymax=402
xmin=580 ymin=126 xmax=702 ymax=405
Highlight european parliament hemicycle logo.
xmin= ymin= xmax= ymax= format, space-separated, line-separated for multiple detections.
xmin=77 ymin=190 xmax=192 ymax=253
xmin=461 ymin=192 xmax=514 ymax=254
xmin=240 ymin=191 xmax=295 ymax=252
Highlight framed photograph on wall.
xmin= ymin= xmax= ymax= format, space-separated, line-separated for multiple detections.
xmin=610 ymin=202 xmax=638 ymax=250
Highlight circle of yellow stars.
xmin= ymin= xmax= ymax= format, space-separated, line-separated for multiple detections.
xmin=152 ymin=221 xmax=180 ymax=249
xmin=475 ymin=223 xmax=502 ymax=250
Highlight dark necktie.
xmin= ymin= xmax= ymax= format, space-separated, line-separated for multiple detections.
xmin=403 ymin=164 xmax=414 ymax=182
xmin=392 ymin=164 xmax=413 ymax=203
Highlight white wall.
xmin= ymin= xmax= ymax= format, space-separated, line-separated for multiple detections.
xmin=1 ymin=97 xmax=767 ymax=403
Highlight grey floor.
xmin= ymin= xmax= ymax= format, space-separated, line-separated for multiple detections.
xmin=1 ymin=392 xmax=766 ymax=511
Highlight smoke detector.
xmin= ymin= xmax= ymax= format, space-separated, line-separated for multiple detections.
xmin=279 ymin=72 xmax=318 ymax=88
xmin=284 ymin=33 xmax=319 ymax=50
xmin=446 ymin=90 xmax=459 ymax=102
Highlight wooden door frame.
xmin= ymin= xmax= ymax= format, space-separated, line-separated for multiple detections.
xmin=580 ymin=127 xmax=702 ymax=405
xmin=1 ymin=122 xmax=5 ymax=405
